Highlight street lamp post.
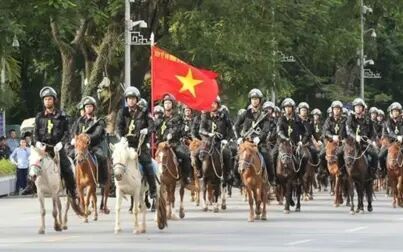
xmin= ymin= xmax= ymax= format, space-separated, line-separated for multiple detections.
xmin=360 ymin=0 xmax=376 ymax=100
xmin=124 ymin=0 xmax=152 ymax=89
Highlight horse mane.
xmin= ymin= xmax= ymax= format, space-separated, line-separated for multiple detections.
xmin=239 ymin=141 xmax=258 ymax=153
xmin=76 ymin=134 xmax=90 ymax=151
xmin=112 ymin=139 xmax=129 ymax=164
xmin=158 ymin=142 xmax=170 ymax=150
xmin=189 ymin=139 xmax=202 ymax=151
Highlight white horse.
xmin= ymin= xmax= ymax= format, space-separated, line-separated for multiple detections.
xmin=110 ymin=137 xmax=167 ymax=234
xmin=29 ymin=145 xmax=70 ymax=234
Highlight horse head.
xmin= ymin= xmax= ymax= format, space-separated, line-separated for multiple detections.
xmin=344 ymin=137 xmax=357 ymax=168
xmin=238 ymin=141 xmax=258 ymax=174
xmin=199 ymin=137 xmax=213 ymax=161
xmin=325 ymin=140 xmax=338 ymax=164
xmin=387 ymin=142 xmax=402 ymax=169
xmin=279 ymin=140 xmax=294 ymax=169
xmin=110 ymin=137 xmax=138 ymax=181
xmin=75 ymin=133 xmax=91 ymax=164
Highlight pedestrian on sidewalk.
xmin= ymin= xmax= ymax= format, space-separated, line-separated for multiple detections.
xmin=10 ymin=138 xmax=31 ymax=195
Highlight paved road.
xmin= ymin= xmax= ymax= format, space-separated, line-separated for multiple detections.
xmin=0 ymin=189 xmax=402 ymax=252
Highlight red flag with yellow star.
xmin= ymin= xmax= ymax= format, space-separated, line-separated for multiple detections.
xmin=151 ymin=46 xmax=218 ymax=111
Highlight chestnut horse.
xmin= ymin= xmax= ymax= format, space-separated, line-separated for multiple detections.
xmin=325 ymin=140 xmax=344 ymax=207
xmin=238 ymin=142 xmax=268 ymax=222
xmin=344 ymin=137 xmax=373 ymax=214
xmin=155 ymin=142 xmax=196 ymax=220
xmin=74 ymin=133 xmax=98 ymax=223
xmin=386 ymin=142 xmax=403 ymax=208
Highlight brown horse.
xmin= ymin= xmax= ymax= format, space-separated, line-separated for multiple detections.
xmin=325 ymin=140 xmax=343 ymax=207
xmin=300 ymin=145 xmax=315 ymax=201
xmin=188 ymin=139 xmax=202 ymax=206
xmin=156 ymin=141 xmax=199 ymax=219
xmin=75 ymin=133 xmax=98 ymax=223
xmin=344 ymin=137 xmax=373 ymax=214
xmin=238 ymin=142 xmax=268 ymax=222
xmin=198 ymin=136 xmax=226 ymax=212
xmin=386 ymin=142 xmax=403 ymax=208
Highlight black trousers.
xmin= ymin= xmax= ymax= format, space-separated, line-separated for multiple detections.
xmin=16 ymin=168 xmax=28 ymax=191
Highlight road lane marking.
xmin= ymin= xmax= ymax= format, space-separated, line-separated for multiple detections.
xmin=285 ymin=239 xmax=313 ymax=246
xmin=345 ymin=226 xmax=368 ymax=233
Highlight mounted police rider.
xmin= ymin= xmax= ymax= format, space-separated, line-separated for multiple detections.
xmin=22 ymin=86 xmax=83 ymax=215
xmin=154 ymin=94 xmax=192 ymax=185
xmin=71 ymin=96 xmax=108 ymax=186
xmin=115 ymin=86 xmax=157 ymax=198
xmin=346 ymin=98 xmax=378 ymax=180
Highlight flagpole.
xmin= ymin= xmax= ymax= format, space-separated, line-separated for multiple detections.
xmin=150 ymin=32 xmax=156 ymax=158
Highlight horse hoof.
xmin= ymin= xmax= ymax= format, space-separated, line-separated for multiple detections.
xmin=38 ymin=229 xmax=45 ymax=235
xmin=221 ymin=204 xmax=227 ymax=210
xmin=84 ymin=219 xmax=89 ymax=223
xmin=367 ymin=206 xmax=373 ymax=212
xmin=261 ymin=215 xmax=267 ymax=221
xmin=346 ymin=202 xmax=351 ymax=207
xmin=179 ymin=210 xmax=185 ymax=219
xmin=284 ymin=210 xmax=290 ymax=214
xmin=202 ymin=207 xmax=208 ymax=212
xmin=114 ymin=228 xmax=121 ymax=234
xmin=290 ymin=200 xmax=295 ymax=207
xmin=295 ymin=208 xmax=301 ymax=212
xmin=213 ymin=208 xmax=219 ymax=213
xmin=103 ymin=208 xmax=110 ymax=215
xmin=309 ymin=196 xmax=313 ymax=200
xmin=93 ymin=216 xmax=98 ymax=221
xmin=350 ymin=211 xmax=355 ymax=215
xmin=62 ymin=226 xmax=68 ymax=230
xmin=196 ymin=203 xmax=200 ymax=207
xmin=278 ymin=201 xmax=283 ymax=205
xmin=54 ymin=225 xmax=62 ymax=232
xmin=254 ymin=215 xmax=261 ymax=220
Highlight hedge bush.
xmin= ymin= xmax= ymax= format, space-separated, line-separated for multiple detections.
xmin=0 ymin=159 xmax=16 ymax=177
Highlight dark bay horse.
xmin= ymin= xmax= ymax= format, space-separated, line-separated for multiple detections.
xmin=344 ymin=137 xmax=373 ymax=214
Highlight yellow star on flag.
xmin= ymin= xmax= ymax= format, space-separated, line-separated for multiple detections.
xmin=176 ymin=69 xmax=203 ymax=97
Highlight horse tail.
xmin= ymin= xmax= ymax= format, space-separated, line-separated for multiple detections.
xmin=157 ymin=184 xmax=168 ymax=230
xmin=70 ymin=196 xmax=86 ymax=217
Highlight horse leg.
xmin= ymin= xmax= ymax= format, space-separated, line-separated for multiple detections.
xmin=213 ymin=183 xmax=220 ymax=213
xmin=357 ymin=182 xmax=364 ymax=213
xmin=398 ymin=176 xmax=403 ymax=207
xmin=170 ymin=184 xmax=178 ymax=220
xmin=196 ymin=178 xmax=201 ymax=207
xmin=221 ymin=181 xmax=227 ymax=210
xmin=247 ymin=188 xmax=254 ymax=222
xmin=179 ymin=184 xmax=185 ymax=219
xmin=296 ymin=183 xmax=302 ymax=212
xmin=334 ymin=175 xmax=340 ymax=207
xmin=284 ymin=181 xmax=291 ymax=214
xmin=52 ymin=196 xmax=61 ymax=231
xmin=261 ymin=184 xmax=268 ymax=220
xmin=38 ymin=192 xmax=46 ymax=234
xmin=254 ymin=188 xmax=262 ymax=219
xmin=101 ymin=182 xmax=111 ymax=214
xmin=139 ymin=193 xmax=147 ymax=234
xmin=202 ymin=179 xmax=208 ymax=212
xmin=114 ymin=189 xmax=123 ymax=234
xmin=366 ymin=180 xmax=373 ymax=212
xmin=91 ymin=186 xmax=98 ymax=221
xmin=129 ymin=196 xmax=134 ymax=213
xmin=62 ymin=197 xmax=70 ymax=230
xmin=83 ymin=187 xmax=92 ymax=223
xmin=348 ymin=177 xmax=355 ymax=214
xmin=56 ymin=196 xmax=63 ymax=231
